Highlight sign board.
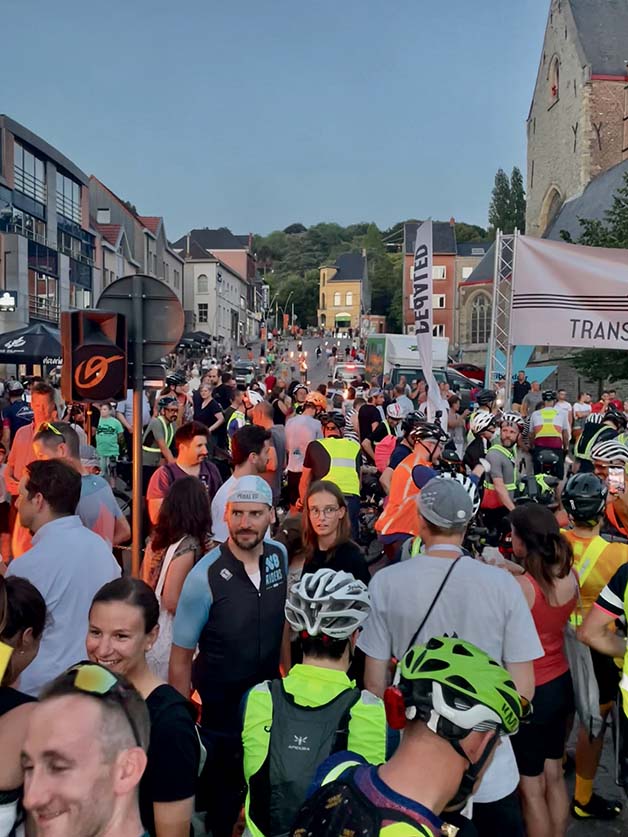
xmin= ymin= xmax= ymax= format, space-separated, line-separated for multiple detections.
xmin=61 ymin=310 xmax=127 ymax=402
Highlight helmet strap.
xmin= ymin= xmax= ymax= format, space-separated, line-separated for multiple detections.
xmin=446 ymin=732 xmax=500 ymax=810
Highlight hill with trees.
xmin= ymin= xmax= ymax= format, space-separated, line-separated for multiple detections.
xmin=254 ymin=219 xmax=489 ymax=331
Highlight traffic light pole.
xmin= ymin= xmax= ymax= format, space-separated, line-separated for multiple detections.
xmin=131 ymin=277 xmax=144 ymax=578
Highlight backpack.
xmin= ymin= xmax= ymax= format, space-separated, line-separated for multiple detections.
xmin=374 ymin=434 xmax=397 ymax=473
xmin=263 ymin=679 xmax=361 ymax=837
xmin=290 ymin=766 xmax=431 ymax=836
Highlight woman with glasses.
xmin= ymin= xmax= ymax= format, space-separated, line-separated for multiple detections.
xmin=0 ymin=574 xmax=46 ymax=836
xmin=87 ymin=577 xmax=199 ymax=837
xmin=303 ymin=480 xmax=370 ymax=586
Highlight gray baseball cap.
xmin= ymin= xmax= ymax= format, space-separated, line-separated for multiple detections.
xmin=227 ymin=475 xmax=273 ymax=506
xmin=418 ymin=477 xmax=473 ymax=529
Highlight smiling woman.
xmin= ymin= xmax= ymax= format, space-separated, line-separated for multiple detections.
xmin=87 ymin=578 xmax=200 ymax=837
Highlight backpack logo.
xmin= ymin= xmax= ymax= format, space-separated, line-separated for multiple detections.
xmin=289 ymin=734 xmax=310 ymax=752
xmin=220 ymin=568 xmax=233 ymax=581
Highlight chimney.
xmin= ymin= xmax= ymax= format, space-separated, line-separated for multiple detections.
xmin=186 ymin=233 xmax=190 ymax=256
xmin=248 ymin=232 xmax=253 ymax=251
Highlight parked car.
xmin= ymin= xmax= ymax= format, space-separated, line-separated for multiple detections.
xmin=449 ymin=363 xmax=485 ymax=386
xmin=233 ymin=362 xmax=259 ymax=387
xmin=333 ymin=362 xmax=366 ymax=382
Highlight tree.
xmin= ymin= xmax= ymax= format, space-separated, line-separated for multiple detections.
xmin=567 ymin=170 xmax=628 ymax=383
xmin=455 ymin=222 xmax=489 ymax=243
xmin=488 ymin=168 xmax=512 ymax=234
xmin=509 ymin=167 xmax=526 ymax=233
xmin=283 ymin=223 xmax=307 ymax=235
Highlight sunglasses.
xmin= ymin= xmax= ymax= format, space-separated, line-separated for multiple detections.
xmin=39 ymin=421 xmax=63 ymax=436
xmin=62 ymin=662 xmax=143 ymax=747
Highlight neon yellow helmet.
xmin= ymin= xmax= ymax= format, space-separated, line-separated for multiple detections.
xmin=396 ymin=636 xmax=522 ymax=736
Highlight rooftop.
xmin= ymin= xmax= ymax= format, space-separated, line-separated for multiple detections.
xmin=183 ymin=227 xmax=249 ymax=251
xmin=403 ymin=221 xmax=457 ymax=255
xmin=0 ymin=114 xmax=89 ymax=185
xmin=569 ymin=0 xmax=628 ymax=76
xmin=325 ymin=252 xmax=366 ymax=282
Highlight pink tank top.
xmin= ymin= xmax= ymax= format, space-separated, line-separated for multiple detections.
xmin=527 ymin=573 xmax=577 ymax=686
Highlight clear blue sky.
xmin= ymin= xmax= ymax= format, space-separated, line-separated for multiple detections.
xmin=2 ymin=0 xmax=547 ymax=237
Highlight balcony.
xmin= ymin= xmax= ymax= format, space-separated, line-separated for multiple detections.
xmin=29 ymin=295 xmax=59 ymax=323
xmin=0 ymin=218 xmax=48 ymax=247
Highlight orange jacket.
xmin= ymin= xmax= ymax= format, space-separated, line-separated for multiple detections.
xmin=376 ymin=452 xmax=432 ymax=537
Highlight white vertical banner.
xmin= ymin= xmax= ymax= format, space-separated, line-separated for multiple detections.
xmin=412 ymin=220 xmax=445 ymax=427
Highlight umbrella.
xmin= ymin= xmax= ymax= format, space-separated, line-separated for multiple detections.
xmin=0 ymin=322 xmax=62 ymax=364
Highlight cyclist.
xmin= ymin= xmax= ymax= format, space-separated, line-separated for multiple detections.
xmin=464 ymin=411 xmax=497 ymax=477
xmin=562 ymin=472 xmax=627 ymax=820
xmin=375 ymin=421 xmax=447 ymax=559
xmin=241 ymin=569 xmax=391 ymax=837
xmin=529 ymin=390 xmax=569 ymax=478
xmin=290 ymin=636 xmax=522 ymax=837
xmin=574 ymin=411 xmax=620 ymax=473
xmin=371 ymin=402 xmax=406 ymax=474
xmin=379 ymin=410 xmax=425 ymax=494
xmin=590 ymin=439 xmax=628 ymax=540
xmin=480 ymin=412 xmax=522 ymax=539
xmin=466 ymin=388 xmax=497 ymax=443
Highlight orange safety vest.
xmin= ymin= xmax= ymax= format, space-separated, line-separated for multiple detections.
xmin=606 ymin=502 xmax=628 ymax=539
xmin=376 ymin=452 xmax=432 ymax=537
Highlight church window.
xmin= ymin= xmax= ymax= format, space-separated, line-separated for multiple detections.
xmin=549 ymin=57 xmax=560 ymax=102
xmin=471 ymin=294 xmax=491 ymax=344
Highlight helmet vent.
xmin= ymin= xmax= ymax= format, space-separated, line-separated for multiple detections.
xmin=419 ymin=658 xmax=449 ymax=673
xmin=452 ymin=643 xmax=474 ymax=657
xmin=446 ymin=675 xmax=477 ymax=693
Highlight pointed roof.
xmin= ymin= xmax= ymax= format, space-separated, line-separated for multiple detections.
xmin=569 ymin=0 xmax=628 ymax=76
xmin=139 ymin=216 xmax=162 ymax=235
xmin=182 ymin=227 xmax=248 ymax=251
xmin=403 ymin=221 xmax=457 ymax=255
xmin=462 ymin=244 xmax=495 ymax=285
xmin=94 ymin=223 xmax=123 ymax=247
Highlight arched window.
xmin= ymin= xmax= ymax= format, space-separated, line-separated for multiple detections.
xmin=321 ymin=292 xmax=326 ymax=309
xmin=333 ymin=292 xmax=341 ymax=306
xmin=471 ymin=294 xmax=491 ymax=344
xmin=197 ymin=274 xmax=208 ymax=293
xmin=345 ymin=291 xmax=353 ymax=306
xmin=549 ymin=56 xmax=559 ymax=101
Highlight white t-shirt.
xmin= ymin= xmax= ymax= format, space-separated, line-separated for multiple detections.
xmin=530 ymin=407 xmax=569 ymax=434
xmin=358 ymin=550 xmax=543 ymax=803
xmin=210 ymin=475 xmax=237 ymax=542
xmin=555 ymin=400 xmax=572 ymax=425
xmin=573 ymin=401 xmax=592 ymax=421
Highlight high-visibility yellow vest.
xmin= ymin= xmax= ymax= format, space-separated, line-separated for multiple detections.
xmin=620 ymin=579 xmax=628 ymax=718
xmin=564 ymin=534 xmax=609 ymax=626
xmin=535 ymin=408 xmax=561 ymax=440
xmin=142 ymin=415 xmax=174 ymax=453
xmin=227 ymin=409 xmax=246 ymax=451
xmin=483 ymin=445 xmax=517 ymax=492
xmin=318 ymin=438 xmax=360 ymax=496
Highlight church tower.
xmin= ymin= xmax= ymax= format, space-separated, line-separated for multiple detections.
xmin=526 ymin=0 xmax=628 ymax=236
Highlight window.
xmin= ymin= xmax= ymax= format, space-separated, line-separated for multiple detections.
xmin=56 ymin=173 xmax=82 ymax=224
xmin=549 ymin=56 xmax=560 ymax=102
xmin=471 ymin=294 xmax=491 ymax=344
xmin=462 ymin=266 xmax=474 ymax=279
xmin=174 ymin=270 xmax=180 ymax=290
xmin=321 ymin=293 xmax=326 ymax=309
xmin=69 ymin=285 xmax=91 ymax=309
xmin=14 ymin=141 xmax=46 ymax=205
xmin=333 ymin=292 xmax=341 ymax=306
xmin=433 ymin=266 xmax=446 ymax=280
xmin=28 ymin=270 xmax=58 ymax=322
xmin=198 ymin=303 xmax=208 ymax=323
xmin=345 ymin=291 xmax=353 ymax=306
xmin=433 ymin=294 xmax=446 ymax=308
xmin=197 ymin=274 xmax=208 ymax=293
xmin=433 ymin=324 xmax=445 ymax=337
xmin=2 ymin=208 xmax=46 ymax=242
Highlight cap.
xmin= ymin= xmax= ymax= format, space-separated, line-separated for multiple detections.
xmin=418 ymin=477 xmax=474 ymax=529
xmin=226 ymin=475 xmax=273 ymax=506
xmin=8 ymin=380 xmax=24 ymax=393
xmin=80 ymin=444 xmax=100 ymax=468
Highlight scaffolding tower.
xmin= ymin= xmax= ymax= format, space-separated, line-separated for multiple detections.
xmin=486 ymin=230 xmax=518 ymax=405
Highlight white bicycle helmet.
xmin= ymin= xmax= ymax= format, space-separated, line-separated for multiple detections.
xmin=245 ymin=389 xmax=264 ymax=407
xmin=386 ymin=402 xmax=406 ymax=420
xmin=285 ymin=569 xmax=370 ymax=640
xmin=590 ymin=439 xmax=628 ymax=464
xmin=437 ymin=472 xmax=481 ymax=516
xmin=500 ymin=411 xmax=524 ymax=429
xmin=470 ymin=411 xmax=497 ymax=435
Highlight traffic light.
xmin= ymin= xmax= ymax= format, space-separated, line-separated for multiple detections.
xmin=61 ymin=310 xmax=127 ymax=402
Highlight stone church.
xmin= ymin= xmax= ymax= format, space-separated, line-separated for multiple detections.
xmin=526 ymin=0 xmax=628 ymax=237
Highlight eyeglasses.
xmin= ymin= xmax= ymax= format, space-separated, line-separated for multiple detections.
xmin=61 ymin=662 xmax=143 ymax=748
xmin=39 ymin=421 xmax=63 ymax=436
xmin=308 ymin=505 xmax=340 ymax=518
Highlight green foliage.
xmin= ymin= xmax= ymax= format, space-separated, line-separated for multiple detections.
xmin=455 ymin=222 xmax=488 ymax=242
xmin=567 ymin=170 xmax=628 ymax=382
xmin=488 ymin=167 xmax=526 ymax=235
xmin=283 ymin=223 xmax=307 ymax=235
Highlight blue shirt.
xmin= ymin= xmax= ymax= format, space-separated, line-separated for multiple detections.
xmin=7 ymin=516 xmax=120 ymax=695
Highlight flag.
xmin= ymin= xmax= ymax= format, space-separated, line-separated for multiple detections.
xmin=412 ymin=221 xmax=445 ymax=426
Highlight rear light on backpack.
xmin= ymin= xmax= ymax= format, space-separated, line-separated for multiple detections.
xmin=384 ymin=686 xmax=407 ymax=729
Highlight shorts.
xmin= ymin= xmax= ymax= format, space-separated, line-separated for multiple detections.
xmin=511 ymin=670 xmax=574 ymax=776
xmin=592 ymin=647 xmax=620 ymax=704
xmin=286 ymin=471 xmax=301 ymax=506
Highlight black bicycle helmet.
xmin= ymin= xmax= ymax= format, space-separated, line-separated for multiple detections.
xmin=440 ymin=448 xmax=465 ymax=475
xmin=158 ymin=395 xmax=178 ymax=411
xmin=536 ymin=449 xmax=560 ymax=471
xmin=319 ymin=412 xmax=344 ymax=431
xmin=542 ymin=389 xmax=556 ymax=401
xmin=476 ymin=389 xmax=496 ymax=407
xmin=401 ymin=410 xmax=427 ymax=435
xmin=562 ymin=473 xmax=608 ymax=521
xmin=603 ymin=406 xmax=627 ymax=431
xmin=408 ymin=421 xmax=449 ymax=446
xmin=166 ymin=370 xmax=186 ymax=386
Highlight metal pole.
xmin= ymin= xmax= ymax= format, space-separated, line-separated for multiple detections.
xmin=131 ymin=276 xmax=144 ymax=578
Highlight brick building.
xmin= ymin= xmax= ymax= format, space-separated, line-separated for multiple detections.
xmin=526 ymin=0 xmax=628 ymax=236
xmin=402 ymin=220 xmax=456 ymax=339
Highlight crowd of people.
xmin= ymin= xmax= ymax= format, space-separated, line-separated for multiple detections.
xmin=0 ymin=353 xmax=628 ymax=837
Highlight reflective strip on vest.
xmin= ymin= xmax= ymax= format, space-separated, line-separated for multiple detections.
xmin=410 ymin=536 xmax=422 ymax=557
xmin=535 ymin=408 xmax=561 ymax=439
xmin=568 ymin=535 xmax=609 ymax=626
xmin=319 ymin=438 xmax=360 ymax=496
xmin=227 ymin=410 xmax=246 ymax=451
xmin=483 ymin=444 xmax=517 ymax=492
xmin=142 ymin=416 xmax=174 ymax=453
xmin=321 ymin=758 xmax=363 ymax=786
xmin=581 ymin=426 xmax=606 ymax=461
xmin=621 ymin=574 xmax=628 ymax=718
